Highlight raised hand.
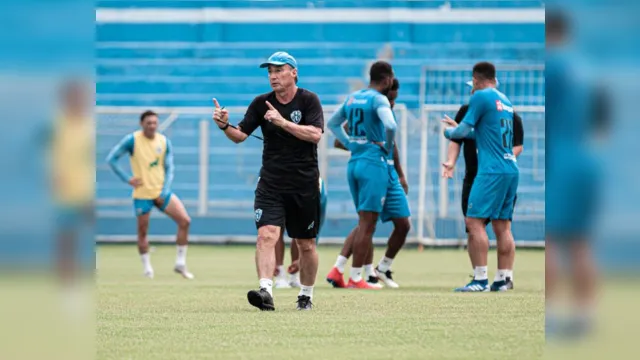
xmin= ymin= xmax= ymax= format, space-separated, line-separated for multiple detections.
xmin=264 ymin=101 xmax=286 ymax=127
xmin=212 ymin=98 xmax=229 ymax=128
xmin=441 ymin=114 xmax=457 ymax=128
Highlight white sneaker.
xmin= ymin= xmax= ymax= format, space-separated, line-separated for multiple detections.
xmin=174 ymin=265 xmax=194 ymax=280
xmin=288 ymin=273 xmax=301 ymax=288
xmin=375 ymin=267 xmax=399 ymax=288
xmin=274 ymin=278 xmax=291 ymax=289
xmin=144 ymin=270 xmax=154 ymax=279
xmin=366 ymin=275 xmax=384 ymax=289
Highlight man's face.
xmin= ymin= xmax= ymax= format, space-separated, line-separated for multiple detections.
xmin=63 ymin=82 xmax=89 ymax=117
xmin=472 ymin=75 xmax=482 ymax=91
xmin=387 ymin=89 xmax=398 ymax=109
xmin=141 ymin=115 xmax=158 ymax=136
xmin=268 ymin=64 xmax=297 ymax=92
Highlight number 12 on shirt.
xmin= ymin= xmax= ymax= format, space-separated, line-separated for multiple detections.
xmin=348 ymin=108 xmax=365 ymax=137
xmin=500 ymin=118 xmax=514 ymax=148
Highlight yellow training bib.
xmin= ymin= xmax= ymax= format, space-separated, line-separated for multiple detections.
xmin=130 ymin=131 xmax=167 ymax=199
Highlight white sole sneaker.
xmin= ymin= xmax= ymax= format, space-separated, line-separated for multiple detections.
xmin=375 ymin=269 xmax=399 ymax=288
xmin=174 ymin=266 xmax=194 ymax=280
xmin=144 ymin=270 xmax=154 ymax=279
xmin=274 ymin=278 xmax=292 ymax=289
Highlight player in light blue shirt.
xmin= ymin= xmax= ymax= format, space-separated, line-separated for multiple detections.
xmin=326 ymin=79 xmax=410 ymax=289
xmin=327 ymin=61 xmax=397 ymax=289
xmin=545 ymin=10 xmax=604 ymax=339
xmin=443 ymin=62 xmax=519 ymax=292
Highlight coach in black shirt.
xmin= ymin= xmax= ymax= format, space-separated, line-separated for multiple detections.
xmin=213 ymin=52 xmax=323 ymax=311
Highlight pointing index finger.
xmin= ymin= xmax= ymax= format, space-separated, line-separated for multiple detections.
xmin=265 ymin=101 xmax=276 ymax=111
xmin=213 ymin=98 xmax=220 ymax=109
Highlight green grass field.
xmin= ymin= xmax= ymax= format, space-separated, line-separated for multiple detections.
xmin=97 ymin=245 xmax=544 ymax=360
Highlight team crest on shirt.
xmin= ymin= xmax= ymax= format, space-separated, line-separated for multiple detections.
xmin=255 ymin=208 xmax=263 ymax=222
xmin=290 ymin=110 xmax=302 ymax=124
xmin=156 ymin=146 xmax=163 ymax=154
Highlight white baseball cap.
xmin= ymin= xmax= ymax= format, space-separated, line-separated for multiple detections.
xmin=466 ymin=78 xmax=500 ymax=87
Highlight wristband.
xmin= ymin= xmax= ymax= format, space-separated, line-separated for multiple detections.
xmin=220 ymin=122 xmax=230 ymax=130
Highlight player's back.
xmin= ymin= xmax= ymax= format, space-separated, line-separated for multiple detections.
xmin=342 ymin=88 xmax=388 ymax=163
xmin=467 ymin=88 xmax=519 ymax=175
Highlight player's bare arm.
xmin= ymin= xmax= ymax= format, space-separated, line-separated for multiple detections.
xmin=443 ymin=142 xmax=461 ymax=179
xmin=264 ymin=101 xmax=322 ymax=144
xmin=513 ymin=145 xmax=523 ymax=157
xmin=392 ymin=144 xmax=408 ymax=194
xmin=212 ymin=98 xmax=249 ymax=144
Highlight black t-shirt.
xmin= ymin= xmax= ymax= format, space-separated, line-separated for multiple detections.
xmin=238 ymin=88 xmax=324 ymax=192
xmin=452 ymin=104 xmax=524 ymax=182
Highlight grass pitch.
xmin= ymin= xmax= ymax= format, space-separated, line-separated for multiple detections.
xmin=97 ymin=245 xmax=544 ymax=360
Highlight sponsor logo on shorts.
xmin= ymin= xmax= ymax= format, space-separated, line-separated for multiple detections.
xmin=255 ymin=208 xmax=263 ymax=222
xmin=468 ymin=203 xmax=473 ymax=209
xmin=290 ymin=110 xmax=302 ymax=124
xmin=381 ymin=197 xmax=386 ymax=206
xmin=307 ymin=221 xmax=314 ymax=230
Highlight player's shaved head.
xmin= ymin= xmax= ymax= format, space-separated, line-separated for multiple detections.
xmin=471 ymin=62 xmax=497 ymax=91
xmin=369 ymin=60 xmax=394 ymax=93
xmin=472 ymin=62 xmax=496 ymax=82
xmin=387 ymin=78 xmax=400 ymax=108
xmin=390 ymin=78 xmax=400 ymax=92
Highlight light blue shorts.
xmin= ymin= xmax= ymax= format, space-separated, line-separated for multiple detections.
xmin=467 ymin=174 xmax=519 ymax=220
xmin=133 ymin=192 xmax=172 ymax=216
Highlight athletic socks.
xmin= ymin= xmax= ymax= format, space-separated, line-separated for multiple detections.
xmin=299 ymin=285 xmax=314 ymax=300
xmin=364 ymin=264 xmax=375 ymax=279
xmin=506 ymin=270 xmax=514 ymax=281
xmin=335 ymin=255 xmax=348 ymax=273
xmin=140 ymin=252 xmax=153 ymax=273
xmin=175 ymin=245 xmax=187 ymax=267
xmin=494 ymin=269 xmax=508 ymax=282
xmin=377 ymin=256 xmax=394 ymax=273
xmin=350 ymin=267 xmax=363 ymax=282
xmin=275 ymin=265 xmax=286 ymax=279
xmin=474 ymin=266 xmax=488 ymax=281
xmin=259 ymin=278 xmax=273 ymax=296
